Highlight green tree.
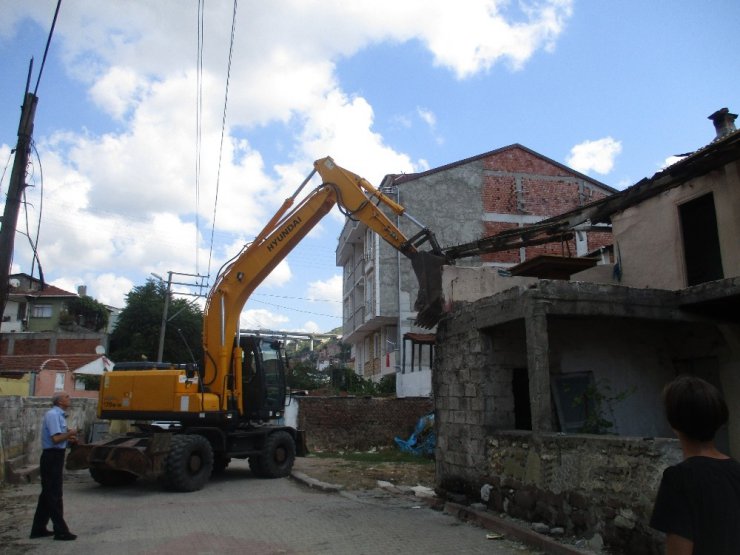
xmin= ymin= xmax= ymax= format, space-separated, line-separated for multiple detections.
xmin=330 ymin=366 xmax=396 ymax=397
xmin=61 ymin=295 xmax=109 ymax=332
xmin=109 ymin=279 xmax=203 ymax=364
xmin=287 ymin=361 xmax=328 ymax=391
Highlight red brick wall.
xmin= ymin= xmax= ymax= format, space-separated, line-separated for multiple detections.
xmin=482 ymin=175 xmax=517 ymax=212
xmin=297 ymin=396 xmax=433 ymax=452
xmin=56 ymin=338 xmax=101 ymax=355
xmin=521 ymin=178 xmax=580 ymax=216
xmin=479 ymin=147 xmax=613 ymax=265
xmin=484 ymin=149 xmax=568 ymax=176
xmin=6 ymin=338 xmax=51 ymax=355
xmin=587 ymin=230 xmax=613 ymax=253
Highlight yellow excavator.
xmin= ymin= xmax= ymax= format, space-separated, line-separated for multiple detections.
xmin=67 ymin=157 xmax=447 ymax=491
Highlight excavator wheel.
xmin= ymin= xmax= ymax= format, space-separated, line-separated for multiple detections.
xmin=162 ymin=434 xmax=214 ymax=492
xmin=256 ymin=431 xmax=296 ymax=478
xmin=89 ymin=467 xmax=138 ymax=487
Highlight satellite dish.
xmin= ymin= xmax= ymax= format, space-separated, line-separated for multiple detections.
xmin=95 ymin=345 xmax=106 ymax=355
xmin=9 ymin=279 xmax=20 ymax=288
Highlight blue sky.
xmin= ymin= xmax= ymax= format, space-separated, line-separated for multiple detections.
xmin=0 ymin=1 xmax=738 ymax=336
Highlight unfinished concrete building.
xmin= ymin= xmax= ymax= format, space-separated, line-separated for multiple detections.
xmin=336 ymin=145 xmax=615 ymax=397
xmin=433 ymin=108 xmax=740 ymax=553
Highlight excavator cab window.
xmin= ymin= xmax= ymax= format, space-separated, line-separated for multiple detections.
xmin=261 ymin=340 xmax=286 ymax=414
xmin=239 ymin=336 xmax=286 ymax=421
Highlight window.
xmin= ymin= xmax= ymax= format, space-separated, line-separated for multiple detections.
xmin=364 ymin=229 xmax=375 ymax=260
xmin=54 ymin=372 xmax=65 ymax=392
xmin=551 ymin=372 xmax=596 ymax=433
xmin=679 ymin=193 xmax=723 ymax=286
xmin=32 ymin=304 xmax=52 ymax=318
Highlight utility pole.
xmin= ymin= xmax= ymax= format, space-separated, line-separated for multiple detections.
xmin=151 ymin=270 xmax=208 ymax=362
xmin=0 ymin=62 xmax=38 ymax=322
xmin=156 ymin=271 xmax=173 ymax=363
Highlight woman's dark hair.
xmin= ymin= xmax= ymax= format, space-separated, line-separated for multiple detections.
xmin=663 ymin=375 xmax=729 ymax=442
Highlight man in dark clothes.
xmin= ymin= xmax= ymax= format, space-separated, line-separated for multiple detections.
xmin=650 ymin=375 xmax=740 ymax=555
xmin=30 ymin=392 xmax=78 ymax=541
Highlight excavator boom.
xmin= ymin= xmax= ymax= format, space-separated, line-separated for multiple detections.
xmin=202 ymin=157 xmax=446 ymax=405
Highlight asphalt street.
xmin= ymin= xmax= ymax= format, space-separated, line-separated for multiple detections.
xmin=1 ymin=460 xmax=539 ymax=555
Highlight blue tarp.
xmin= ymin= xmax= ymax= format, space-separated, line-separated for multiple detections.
xmin=394 ymin=412 xmax=435 ymax=457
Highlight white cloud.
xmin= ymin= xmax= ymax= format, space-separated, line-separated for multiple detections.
xmin=301 ymin=320 xmax=322 ymax=333
xmin=417 ymin=107 xmax=444 ymax=146
xmin=2 ymin=1 xmax=574 ymax=331
xmin=307 ymin=275 xmax=342 ymax=316
xmin=240 ymin=308 xmax=289 ymax=330
xmin=566 ymin=137 xmax=622 ymax=175
xmin=89 ymin=273 xmax=135 ymax=308
xmin=660 ymin=155 xmax=686 ymax=170
xmin=89 ymin=67 xmax=148 ymax=121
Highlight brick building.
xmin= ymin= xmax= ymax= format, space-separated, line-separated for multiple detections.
xmin=336 ymin=144 xmax=616 ymax=397
xmin=0 ymin=332 xmax=107 ymax=398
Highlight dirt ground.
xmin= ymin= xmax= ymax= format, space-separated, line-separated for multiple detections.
xmin=292 ymin=454 xmax=437 ymax=491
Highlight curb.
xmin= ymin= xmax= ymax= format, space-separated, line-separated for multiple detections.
xmin=290 ymin=471 xmax=587 ymax=554
xmin=444 ymin=502 xmax=588 ymax=555
xmin=290 ymin=470 xmax=344 ymax=493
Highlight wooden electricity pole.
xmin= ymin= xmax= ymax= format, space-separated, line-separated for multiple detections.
xmin=0 ymin=64 xmax=39 ymax=321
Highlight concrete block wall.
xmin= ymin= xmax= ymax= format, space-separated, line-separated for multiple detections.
xmin=297 ymin=396 xmax=433 ymax=452
xmin=0 ymin=396 xmax=98 ymax=484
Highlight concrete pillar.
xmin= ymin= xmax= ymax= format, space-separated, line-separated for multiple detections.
xmin=525 ymin=306 xmax=553 ymax=432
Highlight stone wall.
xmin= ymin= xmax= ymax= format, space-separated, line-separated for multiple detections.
xmin=479 ymin=431 xmax=681 ymax=555
xmin=297 ymin=396 xmax=433 ymax=452
xmin=0 ymin=396 xmax=98 ymax=484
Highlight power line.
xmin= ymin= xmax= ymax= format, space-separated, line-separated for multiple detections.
xmin=33 ymin=0 xmax=62 ymax=96
xmin=252 ymin=292 xmax=341 ymax=304
xmin=194 ymin=0 xmax=204 ymax=274
xmin=248 ymin=298 xmax=342 ymax=319
xmin=206 ymin=0 xmax=238 ymax=282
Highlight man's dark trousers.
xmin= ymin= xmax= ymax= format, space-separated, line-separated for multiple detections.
xmin=31 ymin=449 xmax=71 ymax=535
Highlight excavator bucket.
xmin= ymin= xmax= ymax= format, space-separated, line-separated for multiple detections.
xmin=410 ymin=251 xmax=448 ymax=329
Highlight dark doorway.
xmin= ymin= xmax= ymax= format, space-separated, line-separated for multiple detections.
xmin=679 ymin=193 xmax=723 ymax=286
xmin=512 ymin=369 xmax=532 ymax=430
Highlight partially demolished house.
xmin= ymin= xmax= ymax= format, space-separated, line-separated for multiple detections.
xmin=433 ymin=108 xmax=740 ymax=553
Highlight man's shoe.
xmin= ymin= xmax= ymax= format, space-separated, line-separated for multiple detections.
xmin=53 ymin=532 xmax=77 ymax=541
xmin=29 ymin=529 xmax=54 ymax=538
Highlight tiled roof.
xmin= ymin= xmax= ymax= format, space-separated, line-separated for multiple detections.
xmin=389 ymin=143 xmax=618 ymax=193
xmin=443 ymin=129 xmax=740 ymax=258
xmin=7 ymin=273 xmax=78 ymax=299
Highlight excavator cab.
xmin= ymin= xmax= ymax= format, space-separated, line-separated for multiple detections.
xmin=240 ymin=336 xmax=287 ymax=422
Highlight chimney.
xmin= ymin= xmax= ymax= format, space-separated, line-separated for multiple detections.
xmin=708 ymin=107 xmax=737 ymax=140
xmin=78 ymin=285 xmax=87 ymax=297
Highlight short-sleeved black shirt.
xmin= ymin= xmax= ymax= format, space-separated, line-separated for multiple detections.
xmin=650 ymin=456 xmax=740 ymax=555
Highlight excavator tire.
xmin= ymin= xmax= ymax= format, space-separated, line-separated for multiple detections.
xmin=162 ymin=434 xmax=214 ymax=492
xmin=89 ymin=467 xmax=138 ymax=487
xmin=256 ymin=431 xmax=296 ymax=478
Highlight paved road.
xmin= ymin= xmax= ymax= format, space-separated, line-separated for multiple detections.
xmin=1 ymin=460 xmax=538 ymax=555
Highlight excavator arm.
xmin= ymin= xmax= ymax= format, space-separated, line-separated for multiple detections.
xmin=202 ymin=157 xmax=446 ymax=409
